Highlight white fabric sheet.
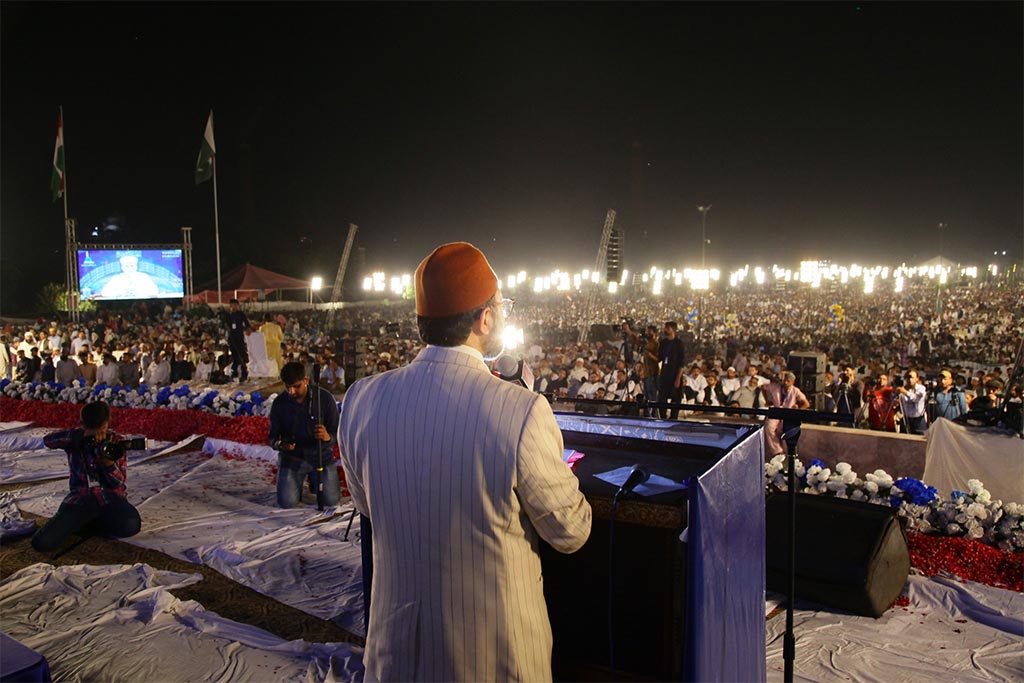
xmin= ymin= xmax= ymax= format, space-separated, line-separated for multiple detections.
xmin=0 ymin=427 xmax=54 ymax=455
xmin=0 ymin=446 xmax=69 ymax=484
xmin=11 ymin=437 xmax=367 ymax=637
xmin=924 ymin=418 xmax=1024 ymax=502
xmin=0 ymin=562 xmax=363 ymax=683
xmin=766 ymin=575 xmax=1024 ymax=682
xmin=245 ymin=331 xmax=278 ymax=378
xmin=0 ymin=420 xmax=33 ymax=433
xmin=129 ymin=454 xmax=366 ymax=634
xmin=202 ymin=435 xmax=278 ymax=463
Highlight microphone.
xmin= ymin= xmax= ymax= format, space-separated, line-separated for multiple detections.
xmin=494 ymin=354 xmax=535 ymax=390
xmin=781 ymin=425 xmax=802 ymax=443
xmin=615 ymin=464 xmax=650 ymax=498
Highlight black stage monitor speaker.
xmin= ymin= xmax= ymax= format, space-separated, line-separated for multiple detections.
xmin=787 ymin=351 xmax=826 ymax=375
xmin=788 ymin=351 xmax=827 ymax=396
xmin=766 ymin=493 xmax=909 ymax=618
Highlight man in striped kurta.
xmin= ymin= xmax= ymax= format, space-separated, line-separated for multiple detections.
xmin=338 ymin=242 xmax=592 ymax=682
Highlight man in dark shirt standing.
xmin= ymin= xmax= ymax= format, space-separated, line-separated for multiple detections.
xmin=268 ymin=361 xmax=340 ymax=508
xmin=832 ymin=365 xmax=864 ymax=419
xmin=40 ymin=352 xmax=57 ymax=383
xmin=170 ymin=351 xmax=194 ymax=383
xmin=658 ymin=321 xmax=686 ymax=419
xmin=223 ymin=299 xmax=250 ymax=382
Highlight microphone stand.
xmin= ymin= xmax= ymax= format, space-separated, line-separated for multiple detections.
xmin=781 ymin=423 xmax=801 ymax=683
xmin=311 ymin=363 xmax=325 ymax=512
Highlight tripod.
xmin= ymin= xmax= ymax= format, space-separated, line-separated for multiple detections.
xmin=881 ymin=393 xmax=906 ymax=433
xmin=310 ymin=362 xmax=325 ymax=512
xmin=835 ymin=382 xmax=856 ymax=422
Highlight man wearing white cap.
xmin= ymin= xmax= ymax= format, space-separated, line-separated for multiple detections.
xmin=568 ymin=357 xmax=588 ymax=383
xmin=338 ymin=242 xmax=591 ymax=682
xmin=720 ymin=366 xmax=742 ymax=398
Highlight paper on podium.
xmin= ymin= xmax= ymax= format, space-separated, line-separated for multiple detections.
xmin=562 ymin=449 xmax=586 ymax=471
xmin=594 ymin=466 xmax=687 ymax=497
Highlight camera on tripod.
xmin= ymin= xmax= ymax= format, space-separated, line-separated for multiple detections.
xmin=890 ymin=373 xmax=913 ymax=390
xmin=97 ymin=436 xmax=148 ymax=460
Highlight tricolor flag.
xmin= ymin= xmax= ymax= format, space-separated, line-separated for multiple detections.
xmin=195 ymin=111 xmax=216 ymax=185
xmin=50 ymin=111 xmax=65 ymax=202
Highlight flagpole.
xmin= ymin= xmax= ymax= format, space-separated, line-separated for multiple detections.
xmin=213 ymin=153 xmax=222 ymax=305
xmin=61 ymin=106 xmax=69 ymax=227
xmin=59 ymin=105 xmax=79 ymax=323
xmin=61 ymin=106 xmax=70 ymax=299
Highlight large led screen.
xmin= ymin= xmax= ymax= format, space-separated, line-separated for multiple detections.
xmin=78 ymin=249 xmax=184 ymax=300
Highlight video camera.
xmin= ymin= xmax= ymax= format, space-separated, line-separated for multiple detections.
xmin=96 ymin=436 xmax=148 ymax=460
xmin=271 ymin=435 xmax=296 ymax=451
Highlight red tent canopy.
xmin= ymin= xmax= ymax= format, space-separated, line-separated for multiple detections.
xmin=192 ymin=263 xmax=312 ymax=303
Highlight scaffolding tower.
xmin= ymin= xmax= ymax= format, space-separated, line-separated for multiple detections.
xmin=64 ymin=218 xmax=80 ymax=323
xmin=578 ymin=209 xmax=617 ymax=342
xmin=326 ymin=223 xmax=359 ymax=328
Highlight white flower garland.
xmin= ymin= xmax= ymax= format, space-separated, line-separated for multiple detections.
xmin=0 ymin=378 xmax=277 ymax=419
xmin=766 ymin=454 xmax=1024 ymax=553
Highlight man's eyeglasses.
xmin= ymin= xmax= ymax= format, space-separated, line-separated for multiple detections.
xmin=499 ymin=298 xmax=515 ymax=318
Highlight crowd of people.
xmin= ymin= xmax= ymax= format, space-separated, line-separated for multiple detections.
xmin=0 ymin=300 xmax=415 ymax=395
xmin=513 ymin=279 xmax=1020 ymax=443
xmin=1 ymin=277 xmax=1019 ymax=442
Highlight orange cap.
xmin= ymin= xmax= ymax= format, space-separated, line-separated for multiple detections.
xmin=415 ymin=242 xmax=499 ymax=317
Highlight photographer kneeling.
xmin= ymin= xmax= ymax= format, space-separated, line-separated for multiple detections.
xmin=32 ymin=401 xmax=142 ymax=553
xmin=268 ymin=361 xmax=340 ymax=509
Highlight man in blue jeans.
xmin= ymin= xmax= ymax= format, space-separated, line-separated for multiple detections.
xmin=268 ymin=361 xmax=340 ymax=508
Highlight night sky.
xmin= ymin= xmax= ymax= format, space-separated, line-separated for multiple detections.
xmin=2 ymin=2 xmax=1021 ymax=313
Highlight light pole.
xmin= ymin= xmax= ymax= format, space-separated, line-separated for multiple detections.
xmin=936 ymin=223 xmax=945 ymax=315
xmin=698 ymin=204 xmax=712 ymax=274
xmin=310 ymin=276 xmax=323 ymax=306
xmin=697 ymin=204 xmax=712 ymax=339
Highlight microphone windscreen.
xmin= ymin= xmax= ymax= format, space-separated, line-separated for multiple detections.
xmin=494 ymin=354 xmax=520 ymax=379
